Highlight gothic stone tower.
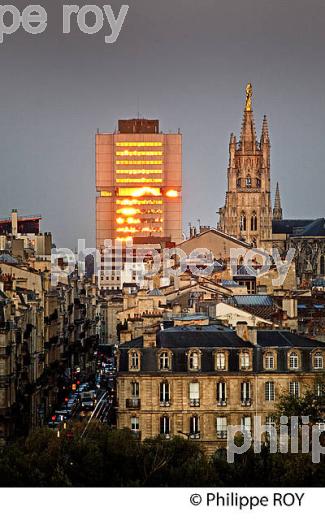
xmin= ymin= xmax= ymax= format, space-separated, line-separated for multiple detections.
xmin=218 ymin=84 xmax=273 ymax=248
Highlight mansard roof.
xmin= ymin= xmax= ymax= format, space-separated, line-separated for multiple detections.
xmin=256 ymin=330 xmax=325 ymax=348
xmin=157 ymin=325 xmax=252 ymax=349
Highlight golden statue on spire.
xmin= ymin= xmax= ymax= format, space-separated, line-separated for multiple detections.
xmin=245 ymin=82 xmax=253 ymax=111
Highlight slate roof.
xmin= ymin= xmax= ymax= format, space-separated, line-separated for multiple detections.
xmin=157 ymin=325 xmax=252 ymax=349
xmin=229 ymin=295 xmax=273 ymax=307
xmin=272 ymin=218 xmax=325 ymax=237
xmin=256 ymin=330 xmax=325 ymax=348
xmin=118 ymin=326 xmax=325 ymax=374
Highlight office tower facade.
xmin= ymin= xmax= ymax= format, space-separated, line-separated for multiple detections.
xmin=96 ymin=119 xmax=182 ymax=253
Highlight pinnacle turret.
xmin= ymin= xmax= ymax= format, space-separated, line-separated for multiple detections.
xmin=273 ymin=182 xmax=283 ymax=220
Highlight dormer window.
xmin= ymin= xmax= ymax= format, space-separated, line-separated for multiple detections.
xmin=240 ymin=351 xmax=251 ymax=370
xmin=129 ymin=350 xmax=140 ymax=371
xmin=264 ymin=351 xmax=275 ymax=370
xmin=215 ymin=351 xmax=227 ymax=371
xmin=159 ymin=351 xmax=171 ymax=371
xmin=313 ymin=351 xmax=324 ymax=369
xmin=188 ymin=350 xmax=201 ymax=371
xmin=289 ymin=351 xmax=299 ymax=370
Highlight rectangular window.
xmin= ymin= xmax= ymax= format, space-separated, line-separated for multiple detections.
xmin=216 ymin=417 xmax=227 ymax=439
xmin=241 ymin=382 xmax=251 ymax=401
xmin=131 ymin=382 xmax=139 ymax=398
xmin=160 ymin=382 xmax=170 ymax=403
xmin=190 ymin=416 xmax=199 ymax=435
xmin=289 ymin=381 xmax=300 ymax=397
xmin=160 ymin=416 xmax=170 ymax=435
xmin=265 ymin=381 xmax=275 ymax=401
xmin=216 ymin=382 xmax=227 ymax=403
xmin=241 ymin=416 xmax=251 ymax=434
xmin=131 ymin=417 xmax=139 ymax=432
xmin=116 ymin=142 xmax=163 ymax=147
xmin=265 ymin=416 xmax=276 ymax=429
xmin=189 ymin=382 xmax=200 ymax=406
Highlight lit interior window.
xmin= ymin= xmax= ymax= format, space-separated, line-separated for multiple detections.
xmin=116 ymin=160 xmax=163 ymax=165
xmin=116 ymin=151 xmax=163 ymax=156
xmin=116 ymin=178 xmax=162 ymax=184
xmin=115 ymin=142 xmax=163 ymax=147
xmin=100 ymin=191 xmax=112 ymax=197
xmin=116 ymin=199 xmax=163 ymax=205
xmin=116 ymin=169 xmax=163 ymax=174
xmin=117 ymin=187 xmax=162 ymax=197
xmin=116 ymin=208 xmax=141 ymax=216
xmin=166 ymin=189 xmax=179 ymax=198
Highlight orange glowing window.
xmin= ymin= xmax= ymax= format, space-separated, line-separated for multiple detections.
xmin=116 ymin=236 xmax=133 ymax=242
xmin=116 ymin=178 xmax=162 ymax=184
xmin=116 ymin=208 xmax=140 ymax=216
xmin=118 ymin=187 xmax=162 ymax=197
xmin=166 ymin=189 xmax=179 ymax=198
xmin=115 ymin=142 xmax=163 ymax=147
xmin=116 ymin=151 xmax=163 ymax=156
xmin=116 ymin=227 xmax=137 ymax=233
xmin=116 ymin=160 xmax=163 ymax=165
xmin=116 ymin=217 xmax=125 ymax=224
xmin=100 ymin=191 xmax=112 ymax=197
xmin=116 ymin=199 xmax=163 ymax=206
xmin=116 ymin=169 xmax=162 ymax=174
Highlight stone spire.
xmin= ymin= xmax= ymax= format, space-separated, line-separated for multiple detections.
xmin=240 ymin=84 xmax=257 ymax=151
xmin=273 ymin=182 xmax=283 ymax=221
xmin=261 ymin=115 xmax=269 ymax=143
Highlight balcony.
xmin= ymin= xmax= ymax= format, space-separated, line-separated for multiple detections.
xmin=126 ymin=398 xmax=141 ymax=409
xmin=189 ymin=432 xmax=200 ymax=439
xmin=217 ymin=399 xmax=227 ymax=407
xmin=217 ymin=431 xmax=227 ymax=440
xmin=241 ymin=399 xmax=252 ymax=407
xmin=160 ymin=400 xmax=171 ymax=407
xmin=190 ymin=398 xmax=200 ymax=407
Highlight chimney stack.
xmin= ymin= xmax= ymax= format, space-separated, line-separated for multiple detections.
xmin=11 ymin=209 xmax=18 ymax=237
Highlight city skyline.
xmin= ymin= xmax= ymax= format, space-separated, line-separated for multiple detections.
xmin=0 ymin=0 xmax=324 ymax=247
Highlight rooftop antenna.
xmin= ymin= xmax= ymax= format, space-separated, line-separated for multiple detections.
xmin=137 ymin=96 xmax=140 ymax=119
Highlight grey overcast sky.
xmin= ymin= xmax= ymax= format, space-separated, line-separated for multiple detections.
xmin=0 ymin=0 xmax=324 ymax=247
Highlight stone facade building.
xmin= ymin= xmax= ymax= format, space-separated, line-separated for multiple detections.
xmin=116 ymin=322 xmax=325 ymax=453
xmin=218 ymin=85 xmax=273 ymax=248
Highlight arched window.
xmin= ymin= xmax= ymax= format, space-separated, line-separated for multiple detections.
xmin=314 ymin=351 xmax=324 ymax=369
xmin=240 ymin=213 xmax=246 ymax=231
xmin=236 ymin=178 xmax=241 ymax=188
xmin=251 ymin=212 xmax=257 ymax=231
xmin=265 ymin=352 xmax=275 ymax=370
xmin=129 ymin=350 xmax=140 ymax=370
xmin=159 ymin=352 xmax=170 ymax=370
xmin=289 ymin=352 xmax=299 ymax=369
xmin=320 ymin=255 xmax=325 ymax=275
xmin=246 ymin=176 xmax=252 ymax=188
xmin=189 ymin=351 xmax=200 ymax=371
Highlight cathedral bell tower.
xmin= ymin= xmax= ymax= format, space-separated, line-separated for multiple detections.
xmin=218 ymin=84 xmax=273 ymax=248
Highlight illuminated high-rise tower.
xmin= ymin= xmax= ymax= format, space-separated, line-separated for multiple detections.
xmin=96 ymin=119 xmax=182 ymax=251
